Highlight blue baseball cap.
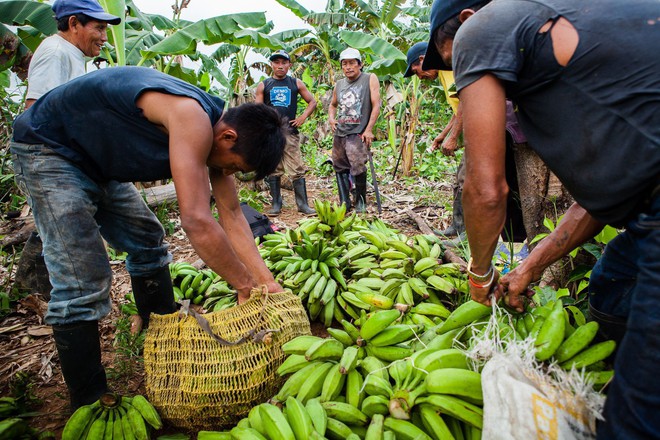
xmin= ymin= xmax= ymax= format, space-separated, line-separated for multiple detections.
xmin=422 ymin=0 xmax=483 ymax=71
xmin=52 ymin=0 xmax=121 ymax=25
xmin=403 ymin=42 xmax=428 ymax=77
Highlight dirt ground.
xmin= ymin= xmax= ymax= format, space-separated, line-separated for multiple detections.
xmin=0 ymin=173 xmax=452 ymax=437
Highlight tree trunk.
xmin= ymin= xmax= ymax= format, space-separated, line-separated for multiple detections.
xmin=511 ymin=142 xmax=573 ymax=244
xmin=512 ymin=142 xmax=575 ymax=288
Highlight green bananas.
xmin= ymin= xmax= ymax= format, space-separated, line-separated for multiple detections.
xmin=61 ymin=393 xmax=161 ymax=440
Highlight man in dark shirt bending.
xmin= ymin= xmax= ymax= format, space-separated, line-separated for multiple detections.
xmin=11 ymin=66 xmax=288 ymax=409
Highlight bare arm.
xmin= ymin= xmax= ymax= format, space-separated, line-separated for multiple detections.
xmin=442 ymin=103 xmax=463 ymax=156
xmin=498 ymin=203 xmax=604 ymax=309
xmin=460 ymin=74 xmax=509 ymax=306
xmin=209 ymin=169 xmax=283 ymax=300
xmin=328 ymin=87 xmax=339 ymax=132
xmin=361 ymin=73 xmax=381 ymax=148
xmin=291 ymin=79 xmax=317 ymax=127
xmin=137 ymin=92 xmax=277 ymax=302
xmin=254 ymin=82 xmax=265 ymax=104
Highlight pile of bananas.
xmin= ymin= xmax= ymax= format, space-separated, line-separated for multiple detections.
xmin=120 ymin=264 xmax=237 ymax=317
xmin=61 ymin=393 xmax=162 ymax=440
xmin=169 ymin=262 xmax=236 ymax=309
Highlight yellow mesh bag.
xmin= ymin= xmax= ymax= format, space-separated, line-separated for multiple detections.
xmin=143 ymin=288 xmax=310 ymax=430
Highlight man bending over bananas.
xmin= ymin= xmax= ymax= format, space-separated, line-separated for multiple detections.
xmin=11 ymin=66 xmax=287 ymax=410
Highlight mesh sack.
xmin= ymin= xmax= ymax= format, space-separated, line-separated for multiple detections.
xmin=143 ymin=288 xmax=310 ymax=430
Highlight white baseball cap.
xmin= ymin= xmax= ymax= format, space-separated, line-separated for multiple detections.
xmin=339 ymin=48 xmax=362 ymax=62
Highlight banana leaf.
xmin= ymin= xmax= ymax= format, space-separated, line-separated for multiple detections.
xmin=274 ymin=0 xmax=309 ymax=19
xmin=98 ymin=0 xmax=125 ymax=65
xmin=339 ymin=30 xmax=406 ymax=75
xmin=0 ymin=0 xmax=56 ymax=35
xmin=140 ymin=12 xmax=268 ymax=59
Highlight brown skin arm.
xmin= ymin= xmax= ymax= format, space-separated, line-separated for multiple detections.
xmin=291 ymin=79 xmax=317 ymax=127
xmin=136 ymin=91 xmax=279 ymax=303
xmin=498 ymin=203 xmax=604 ymax=309
xmin=254 ymin=81 xmax=265 ymax=104
xmin=360 ymin=73 xmax=381 ymax=148
xmin=209 ymin=168 xmax=283 ymax=301
xmin=442 ymin=103 xmax=463 ymax=156
xmin=460 ymin=74 xmax=509 ymax=306
xmin=328 ymin=87 xmax=339 ymax=133
xmin=25 ymin=99 xmax=36 ymax=109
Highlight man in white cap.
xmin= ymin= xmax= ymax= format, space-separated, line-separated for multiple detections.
xmin=328 ymin=48 xmax=380 ymax=213
xmin=256 ymin=49 xmax=317 ymax=215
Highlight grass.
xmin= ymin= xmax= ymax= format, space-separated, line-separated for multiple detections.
xmin=106 ymin=316 xmax=145 ymax=382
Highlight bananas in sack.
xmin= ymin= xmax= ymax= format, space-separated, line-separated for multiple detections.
xmin=61 ymin=393 xmax=162 ymax=440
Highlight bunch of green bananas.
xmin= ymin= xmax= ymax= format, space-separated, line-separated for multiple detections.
xmin=170 ymin=262 xmax=234 ymax=306
xmin=0 ymin=417 xmax=30 ymax=440
xmin=61 ymin=393 xmax=162 ymax=440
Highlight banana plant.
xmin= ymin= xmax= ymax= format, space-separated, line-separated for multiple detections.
xmin=276 ymin=0 xmax=361 ymax=84
xmin=0 ymin=0 xmax=57 ymax=78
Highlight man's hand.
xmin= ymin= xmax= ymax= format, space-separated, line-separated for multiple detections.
xmin=441 ymin=135 xmax=459 ymax=156
xmin=290 ymin=116 xmax=306 ymax=128
xmin=360 ymin=129 xmax=375 ymax=148
xmin=328 ymin=117 xmax=337 ymax=132
xmin=498 ymin=265 xmax=537 ymax=312
xmin=469 ymin=270 xmax=501 ymax=307
xmin=266 ymin=281 xmax=284 ymax=294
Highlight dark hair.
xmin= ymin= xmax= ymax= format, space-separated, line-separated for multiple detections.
xmin=433 ymin=2 xmax=490 ymax=47
xmin=57 ymin=13 xmax=94 ymax=31
xmin=222 ymin=103 xmax=287 ymax=181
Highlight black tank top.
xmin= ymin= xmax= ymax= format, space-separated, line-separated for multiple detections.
xmin=13 ymin=66 xmax=224 ymax=182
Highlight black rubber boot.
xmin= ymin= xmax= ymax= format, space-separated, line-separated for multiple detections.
xmin=52 ymin=321 xmax=107 ymax=410
xmin=354 ymin=173 xmax=367 ymax=213
xmin=437 ymin=185 xmax=465 ymax=237
xmin=131 ymin=265 xmax=177 ymax=329
xmin=265 ymin=176 xmax=282 ymax=215
xmin=336 ymin=172 xmax=352 ymax=210
xmin=293 ymin=178 xmax=315 ymax=215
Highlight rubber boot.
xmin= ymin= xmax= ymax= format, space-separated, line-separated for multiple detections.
xmin=354 ymin=173 xmax=367 ymax=213
xmin=436 ymin=186 xmax=465 ymax=237
xmin=52 ymin=321 xmax=107 ymax=410
xmin=336 ymin=172 xmax=352 ymax=210
xmin=265 ymin=176 xmax=282 ymax=215
xmin=131 ymin=265 xmax=177 ymax=329
xmin=293 ymin=178 xmax=315 ymax=215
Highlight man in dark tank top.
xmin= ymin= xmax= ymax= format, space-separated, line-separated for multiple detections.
xmin=11 ymin=66 xmax=288 ymax=410
xmin=255 ymin=50 xmax=317 ymax=215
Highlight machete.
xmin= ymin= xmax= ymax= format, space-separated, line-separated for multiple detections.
xmin=367 ymin=150 xmax=382 ymax=214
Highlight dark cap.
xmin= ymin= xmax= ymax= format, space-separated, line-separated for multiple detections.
xmin=422 ymin=0 xmax=483 ymax=71
xmin=269 ymin=50 xmax=290 ymax=61
xmin=52 ymin=0 xmax=121 ymax=25
xmin=404 ymin=42 xmax=428 ymax=77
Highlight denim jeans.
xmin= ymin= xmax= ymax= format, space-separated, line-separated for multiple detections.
xmin=11 ymin=142 xmax=171 ymax=325
xmin=589 ymin=193 xmax=660 ymax=439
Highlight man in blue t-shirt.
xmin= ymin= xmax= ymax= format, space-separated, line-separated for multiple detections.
xmin=255 ymin=49 xmax=317 ymax=215
xmin=423 ymin=0 xmax=660 ymax=437
xmin=11 ymin=66 xmax=287 ymax=409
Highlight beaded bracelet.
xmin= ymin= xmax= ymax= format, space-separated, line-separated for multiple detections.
xmin=467 ymin=257 xmax=494 ymax=283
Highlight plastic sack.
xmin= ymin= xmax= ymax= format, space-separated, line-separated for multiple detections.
xmin=143 ymin=288 xmax=310 ymax=430
xmin=481 ymin=351 xmax=602 ymax=440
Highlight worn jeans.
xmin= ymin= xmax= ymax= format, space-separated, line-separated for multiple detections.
xmin=11 ymin=142 xmax=171 ymax=325
xmin=589 ymin=193 xmax=660 ymax=439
